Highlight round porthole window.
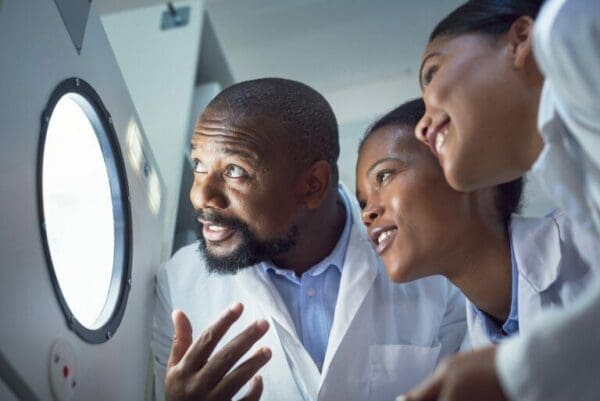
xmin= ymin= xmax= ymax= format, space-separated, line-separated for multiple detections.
xmin=38 ymin=78 xmax=132 ymax=343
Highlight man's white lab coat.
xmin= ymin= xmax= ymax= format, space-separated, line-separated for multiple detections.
xmin=152 ymin=188 xmax=466 ymax=401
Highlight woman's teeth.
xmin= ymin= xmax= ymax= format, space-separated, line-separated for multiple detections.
xmin=378 ymin=230 xmax=393 ymax=245
xmin=435 ymin=129 xmax=448 ymax=154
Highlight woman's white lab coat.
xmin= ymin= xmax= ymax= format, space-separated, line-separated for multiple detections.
xmin=467 ymin=210 xmax=597 ymax=347
xmin=495 ymin=1 xmax=600 ymax=400
xmin=152 ymin=189 xmax=466 ymax=401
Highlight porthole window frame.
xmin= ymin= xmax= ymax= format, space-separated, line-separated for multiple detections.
xmin=37 ymin=77 xmax=133 ymax=344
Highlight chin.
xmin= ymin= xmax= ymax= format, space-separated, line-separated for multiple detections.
xmin=443 ymin=160 xmax=480 ymax=192
xmin=385 ymin=260 xmax=418 ymax=283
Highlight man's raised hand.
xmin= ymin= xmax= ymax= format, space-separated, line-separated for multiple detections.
xmin=165 ymin=303 xmax=271 ymax=401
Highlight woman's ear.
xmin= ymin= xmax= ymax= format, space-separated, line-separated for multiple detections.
xmin=508 ymin=15 xmax=535 ymax=69
xmin=300 ymin=160 xmax=332 ymax=209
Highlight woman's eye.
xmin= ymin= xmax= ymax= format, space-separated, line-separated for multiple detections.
xmin=376 ymin=170 xmax=392 ymax=184
xmin=422 ymin=65 xmax=438 ymax=87
xmin=225 ymin=165 xmax=248 ymax=178
xmin=193 ymin=159 xmax=207 ymax=174
xmin=358 ymin=200 xmax=366 ymax=210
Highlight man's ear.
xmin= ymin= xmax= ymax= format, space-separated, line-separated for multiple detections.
xmin=507 ymin=15 xmax=535 ymax=70
xmin=300 ymin=160 xmax=332 ymax=209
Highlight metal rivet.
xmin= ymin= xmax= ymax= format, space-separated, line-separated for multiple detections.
xmin=53 ymin=355 xmax=60 ymax=364
xmin=106 ymin=331 xmax=112 ymax=339
xmin=71 ymin=380 xmax=76 ymax=388
xmin=127 ymin=278 xmax=132 ymax=287
xmin=75 ymin=78 xmax=80 ymax=86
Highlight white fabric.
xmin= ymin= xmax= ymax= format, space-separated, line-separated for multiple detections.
xmin=496 ymin=1 xmax=600 ymax=400
xmin=151 ymin=186 xmax=466 ymax=401
xmin=467 ymin=210 xmax=596 ymax=348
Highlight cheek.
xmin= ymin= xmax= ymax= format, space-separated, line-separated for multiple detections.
xmin=233 ymin=184 xmax=299 ymax=236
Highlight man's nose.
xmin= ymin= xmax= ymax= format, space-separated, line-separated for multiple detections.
xmin=190 ymin=173 xmax=228 ymax=210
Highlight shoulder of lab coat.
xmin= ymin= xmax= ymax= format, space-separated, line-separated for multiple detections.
xmin=466 ymin=210 xmax=596 ymax=348
xmin=497 ymin=2 xmax=600 ymax=400
xmin=150 ymin=243 xmax=204 ymax=401
xmin=532 ymin=0 xmax=600 ymax=235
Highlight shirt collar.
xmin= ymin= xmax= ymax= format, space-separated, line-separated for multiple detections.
xmin=261 ymin=186 xmax=353 ymax=279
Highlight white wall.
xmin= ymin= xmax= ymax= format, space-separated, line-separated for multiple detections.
xmin=101 ymin=1 xmax=204 ymax=259
xmin=0 ymin=0 xmax=163 ymax=399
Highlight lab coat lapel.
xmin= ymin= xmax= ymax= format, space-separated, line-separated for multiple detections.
xmin=233 ymin=266 xmax=298 ymax=340
xmin=234 ymin=266 xmax=321 ymax=399
xmin=511 ymin=214 xmax=562 ymax=331
xmin=320 ymin=214 xmax=378 ymax=380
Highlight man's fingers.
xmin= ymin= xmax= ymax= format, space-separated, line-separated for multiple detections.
xmin=182 ymin=302 xmax=244 ymax=371
xmin=167 ymin=309 xmax=193 ymax=368
xmin=197 ymin=318 xmax=270 ymax=388
xmin=208 ymin=346 xmax=271 ymax=400
xmin=239 ymin=375 xmax=264 ymax=401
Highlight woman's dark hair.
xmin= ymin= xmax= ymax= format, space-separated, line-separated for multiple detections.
xmin=359 ymin=98 xmax=425 ymax=153
xmin=430 ymin=0 xmax=544 ymax=42
xmin=359 ymin=98 xmax=523 ymax=226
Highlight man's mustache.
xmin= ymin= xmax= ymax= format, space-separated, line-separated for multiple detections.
xmin=194 ymin=210 xmax=247 ymax=231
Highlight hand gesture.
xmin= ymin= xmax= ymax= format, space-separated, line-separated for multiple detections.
xmin=165 ymin=303 xmax=272 ymax=401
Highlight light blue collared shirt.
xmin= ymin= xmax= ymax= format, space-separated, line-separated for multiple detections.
xmin=472 ymin=237 xmax=520 ymax=343
xmin=261 ymin=188 xmax=352 ymax=370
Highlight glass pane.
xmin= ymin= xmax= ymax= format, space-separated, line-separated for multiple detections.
xmin=42 ymin=94 xmax=115 ymax=329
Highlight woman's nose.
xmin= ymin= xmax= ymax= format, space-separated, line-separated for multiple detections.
xmin=362 ymin=202 xmax=384 ymax=225
xmin=415 ymin=114 xmax=432 ymax=146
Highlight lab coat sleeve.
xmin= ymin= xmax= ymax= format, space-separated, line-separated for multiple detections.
xmin=531 ymin=0 xmax=600 ymax=232
xmin=496 ymin=1 xmax=600 ymax=400
xmin=151 ymin=267 xmax=174 ymax=401
xmin=437 ymin=282 xmax=467 ymax=359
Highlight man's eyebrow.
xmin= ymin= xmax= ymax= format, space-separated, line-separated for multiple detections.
xmin=419 ymin=51 xmax=442 ymax=89
xmin=190 ymin=142 xmax=260 ymax=162
xmin=221 ymin=147 xmax=259 ymax=162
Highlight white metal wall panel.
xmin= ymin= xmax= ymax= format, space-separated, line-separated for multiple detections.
xmin=0 ymin=0 xmax=164 ymax=399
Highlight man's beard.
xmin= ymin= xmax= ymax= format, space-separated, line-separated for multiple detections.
xmin=195 ymin=210 xmax=298 ymax=274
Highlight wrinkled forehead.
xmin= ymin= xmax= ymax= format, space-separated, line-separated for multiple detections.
xmin=192 ymin=107 xmax=287 ymax=150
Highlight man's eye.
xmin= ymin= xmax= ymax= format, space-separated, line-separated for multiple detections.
xmin=358 ymin=200 xmax=366 ymax=210
xmin=225 ymin=165 xmax=248 ymax=178
xmin=193 ymin=159 xmax=207 ymax=173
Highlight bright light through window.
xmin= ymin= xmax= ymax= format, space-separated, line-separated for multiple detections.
xmin=42 ymin=94 xmax=115 ymax=329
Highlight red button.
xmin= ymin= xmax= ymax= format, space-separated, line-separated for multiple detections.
xmin=63 ymin=366 xmax=69 ymax=378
